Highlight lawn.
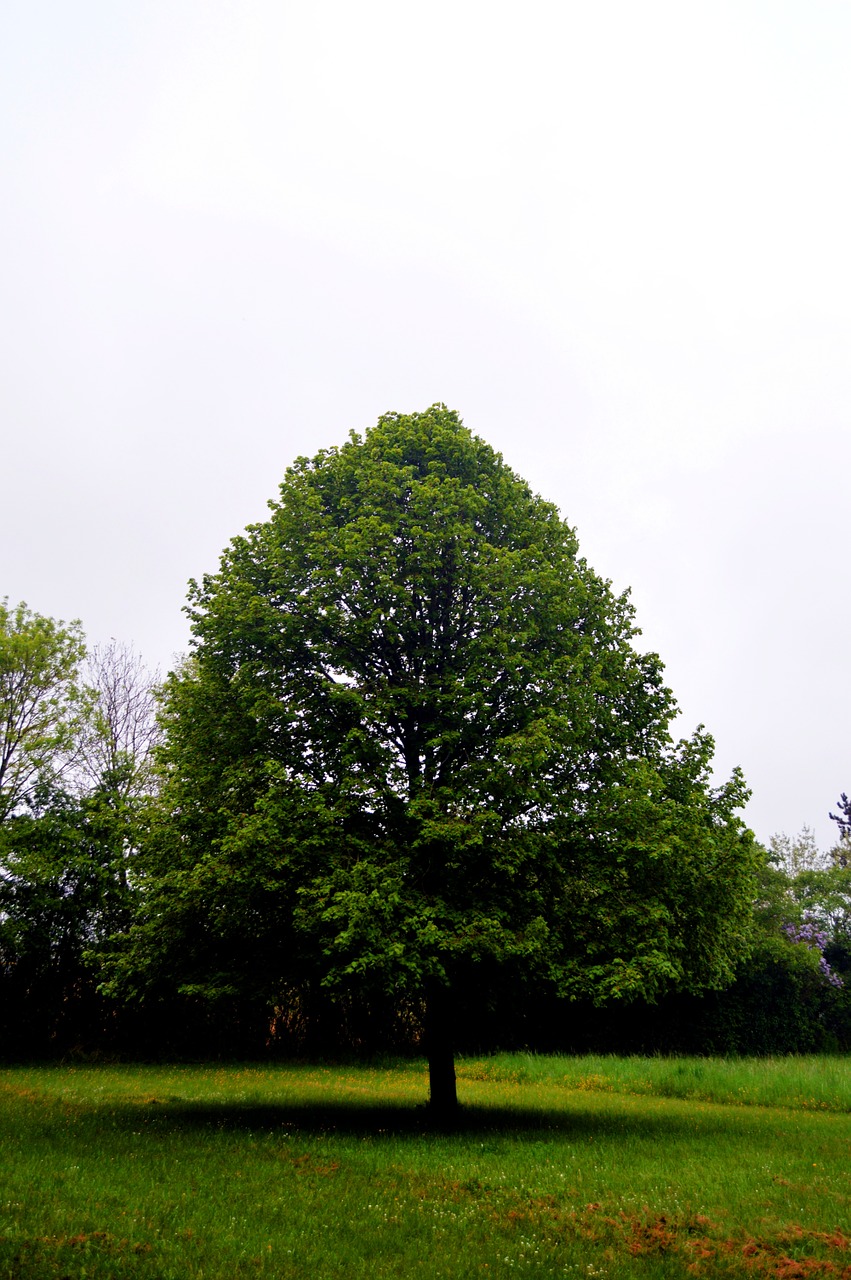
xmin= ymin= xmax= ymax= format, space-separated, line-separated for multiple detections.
xmin=1 ymin=1055 xmax=849 ymax=1278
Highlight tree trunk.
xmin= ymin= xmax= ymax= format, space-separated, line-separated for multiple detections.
xmin=424 ymin=978 xmax=458 ymax=1117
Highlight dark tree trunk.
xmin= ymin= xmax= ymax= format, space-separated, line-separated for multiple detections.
xmin=424 ymin=978 xmax=458 ymax=1117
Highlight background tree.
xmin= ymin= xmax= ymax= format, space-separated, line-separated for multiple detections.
xmin=76 ymin=640 xmax=160 ymax=800
xmin=0 ymin=600 xmax=86 ymax=821
xmin=768 ymin=819 xmax=851 ymax=959
xmin=789 ymin=864 xmax=851 ymax=952
xmin=0 ymin=781 xmax=140 ymax=1054
xmin=0 ymin=632 xmax=160 ymax=1055
xmin=109 ymin=407 xmax=759 ymax=1110
xmin=691 ymin=822 xmax=851 ymax=1053
xmin=769 ymin=826 xmax=826 ymax=876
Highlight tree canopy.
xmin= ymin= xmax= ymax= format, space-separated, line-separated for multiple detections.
xmin=111 ymin=406 xmax=759 ymax=1110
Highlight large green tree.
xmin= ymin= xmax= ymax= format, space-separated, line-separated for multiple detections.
xmin=113 ymin=407 xmax=758 ymax=1110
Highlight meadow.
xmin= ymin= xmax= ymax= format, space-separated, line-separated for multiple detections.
xmin=1 ymin=1055 xmax=849 ymax=1279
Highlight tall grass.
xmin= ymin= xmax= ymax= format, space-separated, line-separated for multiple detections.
xmin=457 ymin=1052 xmax=851 ymax=1112
xmin=1 ymin=1057 xmax=849 ymax=1278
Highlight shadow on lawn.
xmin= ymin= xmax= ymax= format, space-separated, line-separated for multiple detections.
xmin=100 ymin=1097 xmax=752 ymax=1141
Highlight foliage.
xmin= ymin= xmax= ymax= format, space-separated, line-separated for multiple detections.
xmin=107 ymin=407 xmax=759 ymax=1098
xmin=0 ymin=632 xmax=161 ymax=1055
xmin=488 ymin=843 xmax=851 ymax=1058
xmin=0 ymin=783 xmax=140 ymax=1054
xmin=782 ymin=918 xmax=842 ymax=987
xmin=764 ymin=824 xmax=851 ymax=947
xmin=768 ymin=825 xmax=825 ymax=876
xmin=0 ymin=599 xmax=87 ymax=820
xmin=682 ymin=834 xmax=851 ymax=1053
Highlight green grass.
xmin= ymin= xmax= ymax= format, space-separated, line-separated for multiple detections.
xmin=1 ymin=1056 xmax=850 ymax=1278
xmin=458 ymin=1052 xmax=851 ymax=1112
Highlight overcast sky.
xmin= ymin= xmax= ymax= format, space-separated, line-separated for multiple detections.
xmin=3 ymin=0 xmax=849 ymax=846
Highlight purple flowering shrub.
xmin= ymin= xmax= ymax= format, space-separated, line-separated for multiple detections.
xmin=783 ymin=917 xmax=844 ymax=988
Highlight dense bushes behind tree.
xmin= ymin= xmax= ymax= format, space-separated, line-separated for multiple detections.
xmin=6 ymin=835 xmax=849 ymax=1062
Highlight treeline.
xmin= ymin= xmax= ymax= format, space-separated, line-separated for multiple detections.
xmin=2 ymin=601 xmax=849 ymax=1062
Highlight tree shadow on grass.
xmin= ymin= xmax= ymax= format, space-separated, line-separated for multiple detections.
xmin=99 ymin=1097 xmax=762 ymax=1142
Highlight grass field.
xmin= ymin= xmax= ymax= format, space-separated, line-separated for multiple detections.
xmin=1 ymin=1055 xmax=850 ymax=1278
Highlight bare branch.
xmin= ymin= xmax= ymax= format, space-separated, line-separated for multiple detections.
xmin=75 ymin=640 xmax=161 ymax=798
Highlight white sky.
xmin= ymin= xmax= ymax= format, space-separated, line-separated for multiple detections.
xmin=2 ymin=0 xmax=849 ymax=846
